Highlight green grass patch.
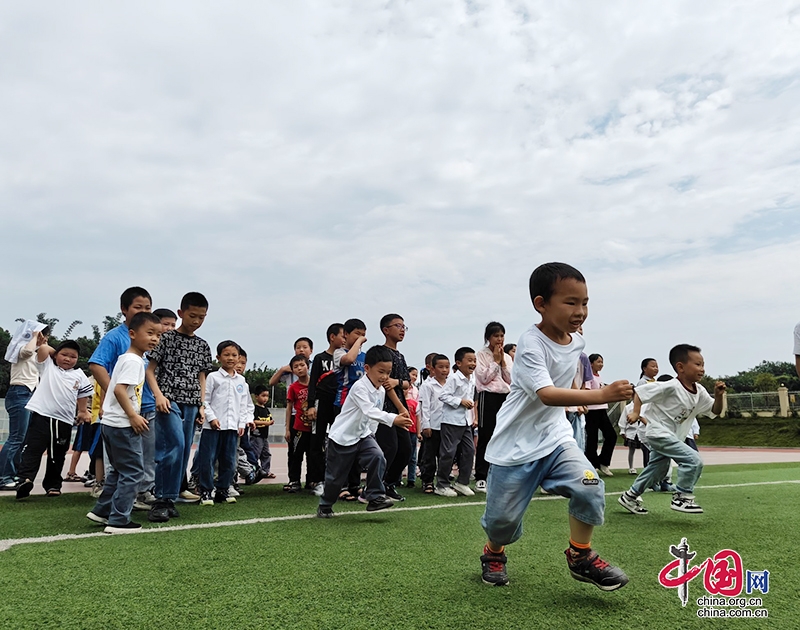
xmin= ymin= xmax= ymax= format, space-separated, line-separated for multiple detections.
xmin=1 ymin=463 xmax=798 ymax=629
xmin=695 ymin=417 xmax=800 ymax=448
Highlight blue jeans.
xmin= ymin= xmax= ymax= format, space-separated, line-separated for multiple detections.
xmin=154 ymin=402 xmax=198 ymax=500
xmin=93 ymin=425 xmax=144 ymax=526
xmin=0 ymin=385 xmax=34 ymax=484
xmin=630 ymin=434 xmax=702 ymax=496
xmin=481 ymin=442 xmax=606 ymax=546
xmin=197 ymin=429 xmax=238 ymax=492
xmin=138 ymin=410 xmax=156 ymax=495
xmin=566 ymin=411 xmax=585 ymax=452
xmin=407 ymin=432 xmax=418 ymax=483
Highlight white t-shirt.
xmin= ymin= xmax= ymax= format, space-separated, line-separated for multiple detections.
xmin=636 ymin=379 xmax=715 ymax=442
xmin=794 ymin=322 xmax=800 ymax=355
xmin=485 ymin=325 xmax=584 ymax=466
xmin=26 ymin=357 xmax=93 ymax=425
xmin=101 ymin=353 xmax=145 ymax=428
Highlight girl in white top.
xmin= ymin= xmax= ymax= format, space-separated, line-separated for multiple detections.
xmin=622 ymin=358 xmax=659 ymax=474
xmin=583 ymin=354 xmax=617 ymax=476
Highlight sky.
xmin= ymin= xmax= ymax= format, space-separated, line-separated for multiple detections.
xmin=1 ymin=1 xmax=799 ymax=383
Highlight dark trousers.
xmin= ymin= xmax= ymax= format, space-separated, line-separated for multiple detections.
xmin=642 ymin=443 xmax=651 ymax=467
xmin=437 ymin=423 xmax=474 ymax=488
xmin=320 ymin=436 xmax=386 ymax=507
xmin=685 ymin=437 xmax=698 ymax=452
xmin=288 ymin=430 xmax=312 ymax=483
xmin=198 ymin=429 xmax=239 ymax=492
xmin=419 ymin=429 xmax=441 ymax=484
xmin=17 ymin=413 xmax=72 ymax=491
xmin=308 ymin=398 xmax=335 ymax=484
xmin=375 ymin=423 xmax=412 ymax=487
xmin=475 ymin=391 xmax=506 ymax=481
xmin=584 ymin=409 xmax=616 ymax=468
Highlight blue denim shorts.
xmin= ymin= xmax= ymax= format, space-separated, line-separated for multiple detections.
xmin=480 ymin=442 xmax=606 ymax=546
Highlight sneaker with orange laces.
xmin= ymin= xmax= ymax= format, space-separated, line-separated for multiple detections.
xmin=565 ymin=548 xmax=628 ymax=591
xmin=480 ymin=545 xmax=510 ymax=586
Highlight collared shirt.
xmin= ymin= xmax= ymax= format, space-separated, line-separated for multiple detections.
xmin=439 ymin=370 xmax=476 ymax=427
xmin=475 ymin=346 xmax=513 ymax=394
xmin=26 ymin=357 xmax=93 ymax=425
xmin=328 ymin=374 xmax=397 ymax=447
xmin=418 ymin=378 xmax=445 ymax=431
xmin=203 ymin=369 xmax=251 ymax=431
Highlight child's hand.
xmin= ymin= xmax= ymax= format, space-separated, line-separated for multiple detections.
xmin=626 ymin=410 xmax=639 ymax=424
xmin=238 ymin=427 xmax=245 ymax=437
xmin=197 ymin=407 xmax=206 ymax=425
xmin=305 ymin=407 xmax=317 ymax=421
xmin=284 ymin=430 xmax=291 ymax=443
xmin=714 ymin=381 xmax=726 ymax=396
xmin=461 ymin=399 xmax=474 ymax=409
xmin=247 ymin=422 xmax=256 ymax=431
xmin=76 ymin=410 xmax=91 ymax=425
xmin=492 ymin=343 xmax=504 ymax=364
xmin=393 ymin=410 xmax=412 ymax=429
xmin=602 ymin=380 xmax=634 ymax=403
xmin=130 ymin=415 xmax=149 ymax=434
xmin=265 ymin=417 xmax=274 ymax=426
xmin=210 ymin=419 xmax=221 ymax=430
xmin=356 ymin=335 xmax=367 ymax=347
xmin=577 ymin=406 xmax=588 ymax=414
xmin=156 ymin=394 xmax=171 ymax=414
xmin=421 ymin=428 xmax=432 ymax=439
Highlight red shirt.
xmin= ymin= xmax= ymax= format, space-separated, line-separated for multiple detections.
xmin=406 ymin=397 xmax=418 ymax=434
xmin=287 ymin=380 xmax=311 ymax=432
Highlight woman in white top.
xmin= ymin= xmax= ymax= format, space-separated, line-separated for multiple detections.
xmin=474 ymin=322 xmax=513 ymax=492
xmin=583 ymin=353 xmax=617 ymax=476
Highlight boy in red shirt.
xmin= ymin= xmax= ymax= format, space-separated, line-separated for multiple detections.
xmin=284 ymin=355 xmax=311 ymax=493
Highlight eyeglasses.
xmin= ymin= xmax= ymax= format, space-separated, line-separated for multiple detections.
xmin=390 ymin=323 xmax=409 ymax=332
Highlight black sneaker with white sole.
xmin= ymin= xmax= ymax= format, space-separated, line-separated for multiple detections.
xmin=671 ymin=493 xmax=703 ymax=513
xmin=366 ymin=497 xmax=395 ymax=512
xmin=317 ymin=505 xmax=334 ymax=518
xmin=618 ymin=491 xmax=648 ymax=515
xmin=566 ymin=548 xmax=629 ymax=591
xmin=480 ymin=546 xmax=509 ymax=586
xmin=15 ymin=479 xmax=33 ymax=500
xmin=384 ymin=485 xmax=405 ymax=501
xmin=148 ymin=500 xmax=170 ymax=523
xmin=86 ymin=511 xmax=109 ymax=525
xmin=104 ymin=521 xmax=142 ymax=534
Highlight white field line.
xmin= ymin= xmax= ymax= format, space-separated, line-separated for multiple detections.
xmin=1 ymin=479 xmax=798 ymax=553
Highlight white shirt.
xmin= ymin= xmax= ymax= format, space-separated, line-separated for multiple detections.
xmin=101 ymin=353 xmax=145 ymax=428
xmin=439 ymin=370 xmax=476 ymax=426
xmin=9 ymin=336 xmax=40 ymax=391
xmin=25 ymin=357 xmax=93 ymax=425
xmin=636 ymin=379 xmax=715 ymax=442
xmin=690 ymin=418 xmax=700 ymax=438
xmin=794 ymin=322 xmax=800 ymax=355
xmin=203 ymin=369 xmax=251 ymax=431
xmin=485 ymin=325 xmax=584 ymax=466
xmin=328 ymin=374 xmax=396 ymax=447
xmin=418 ymin=378 xmax=446 ymax=431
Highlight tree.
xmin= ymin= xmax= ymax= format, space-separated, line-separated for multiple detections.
xmin=754 ymin=373 xmax=778 ymax=392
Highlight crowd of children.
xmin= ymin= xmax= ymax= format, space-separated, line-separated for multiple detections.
xmin=1 ymin=265 xmax=725 ymax=591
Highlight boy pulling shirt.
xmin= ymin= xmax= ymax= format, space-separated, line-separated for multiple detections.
xmin=26 ymin=357 xmax=93 ymax=427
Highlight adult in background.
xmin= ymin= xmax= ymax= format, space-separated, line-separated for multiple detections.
xmin=474 ymin=322 xmax=513 ymax=493
xmin=0 ymin=321 xmax=49 ymax=490
xmin=583 ymin=353 xmax=617 ymax=477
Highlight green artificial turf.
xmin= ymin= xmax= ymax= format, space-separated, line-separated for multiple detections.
xmin=0 ymin=463 xmax=798 ymax=629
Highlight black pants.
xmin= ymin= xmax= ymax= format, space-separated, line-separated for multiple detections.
xmin=475 ymin=391 xmax=507 ymax=481
xmin=17 ymin=413 xmax=72 ymax=491
xmin=288 ymin=430 xmax=312 ymax=483
xmin=419 ymin=429 xmax=441 ymax=484
xmin=584 ymin=409 xmax=617 ymax=468
xmin=308 ymin=397 xmax=336 ymax=484
xmin=375 ymin=423 xmax=412 ymax=487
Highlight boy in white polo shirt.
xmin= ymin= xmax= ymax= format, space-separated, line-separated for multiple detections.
xmin=317 ymin=345 xmax=412 ymax=517
xmin=618 ymin=344 xmax=725 ymax=516
xmin=479 ymin=263 xmax=633 ymax=590
xmin=418 ymin=353 xmax=449 ymax=494
xmin=16 ymin=340 xmax=93 ymax=500
xmin=87 ymin=312 xmax=162 ymax=532
xmin=436 ymin=347 xmax=477 ymax=497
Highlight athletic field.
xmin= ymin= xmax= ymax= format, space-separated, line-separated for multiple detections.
xmin=0 ymin=462 xmax=797 ymax=629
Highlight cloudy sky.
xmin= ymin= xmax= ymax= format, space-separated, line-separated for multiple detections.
xmin=1 ymin=1 xmax=799 ymax=382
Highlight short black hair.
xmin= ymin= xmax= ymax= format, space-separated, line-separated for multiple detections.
xmin=454 ymin=347 xmax=475 ymax=365
xmin=380 ymin=313 xmax=403 ymax=330
xmin=529 ymin=263 xmax=586 ymax=310
xmin=290 ymin=354 xmax=309 ymax=368
xmin=588 ymin=353 xmax=603 ymax=364
xmin=503 ymin=343 xmax=516 ymax=354
xmin=365 ymin=345 xmax=393 ymax=366
xmin=120 ymin=287 xmax=151 ymax=311
xmin=484 ymin=321 xmax=505 ymax=342
xmin=424 ymin=352 xmax=438 ymax=368
xmin=253 ymin=385 xmax=268 ymax=396
xmin=294 ymin=337 xmax=313 ymax=351
xmin=432 ymin=353 xmax=450 ymax=368
xmin=216 ymin=340 xmax=240 ymax=356
xmin=669 ymin=344 xmax=701 ymax=370
xmin=657 ymin=374 xmax=674 ymax=382
xmin=152 ymin=308 xmax=177 ymax=320
xmin=326 ymin=323 xmax=344 ymax=342
xmin=180 ymin=292 xmax=208 ymax=311
xmin=54 ymin=340 xmax=80 ymax=356
xmin=344 ymin=318 xmax=366 ymax=334
xmin=129 ymin=312 xmax=162 ymax=332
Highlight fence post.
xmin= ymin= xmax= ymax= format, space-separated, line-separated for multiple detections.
xmin=721 ymin=391 xmax=728 ymax=418
xmin=778 ymin=386 xmax=789 ymax=418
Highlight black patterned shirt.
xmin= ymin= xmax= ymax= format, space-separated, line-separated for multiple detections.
xmin=149 ymin=330 xmax=213 ymax=406
xmin=382 ymin=346 xmax=410 ymax=414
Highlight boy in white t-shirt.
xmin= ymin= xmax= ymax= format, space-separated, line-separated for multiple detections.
xmin=479 ymin=263 xmax=633 ymax=590
xmin=16 ymin=340 xmax=93 ymax=499
xmin=618 ymin=344 xmax=725 ymax=516
xmin=87 ymin=312 xmax=162 ymax=532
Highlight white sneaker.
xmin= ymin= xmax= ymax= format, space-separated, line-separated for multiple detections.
xmin=434 ymin=486 xmax=458 ymax=497
xmin=598 ymin=465 xmax=614 ymax=477
xmin=452 ymin=482 xmax=475 ymax=497
xmin=89 ymin=481 xmax=104 ymax=499
xmin=177 ymin=489 xmax=200 ymax=503
xmin=312 ymin=483 xmax=325 ymax=497
xmin=628 ymin=468 xmax=637 ymax=475
xmin=228 ymin=486 xmax=240 ymax=498
xmin=475 ymin=480 xmax=487 ymax=493
xmin=618 ymin=492 xmax=648 ymax=515
xmin=671 ymin=493 xmax=703 ymax=514
xmin=133 ymin=499 xmax=150 ymax=511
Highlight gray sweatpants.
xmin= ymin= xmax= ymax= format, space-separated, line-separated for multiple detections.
xmin=138 ymin=410 xmax=156 ymax=495
xmin=320 ymin=435 xmax=386 ymax=508
xmin=437 ymin=423 xmax=474 ymax=488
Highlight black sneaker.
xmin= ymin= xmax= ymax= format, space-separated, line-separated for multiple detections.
xmin=366 ymin=497 xmax=395 ymax=512
xmin=86 ymin=511 xmax=109 ymax=525
xmin=244 ymin=471 xmax=257 ymax=486
xmin=405 ymin=480 xmax=416 ymax=489
xmin=166 ymin=500 xmax=180 ymax=518
xmin=15 ymin=479 xmax=33 ymax=500
xmin=286 ymin=481 xmax=301 ymax=494
xmin=480 ymin=546 xmax=509 ymax=586
xmin=214 ymin=489 xmax=236 ymax=504
xmin=199 ymin=491 xmax=214 ymax=506
xmin=148 ymin=500 xmax=170 ymax=523
xmin=566 ymin=548 xmax=629 ymax=591
xmin=384 ymin=485 xmax=405 ymax=502
xmin=317 ymin=505 xmax=334 ymax=518
xmin=104 ymin=521 xmax=142 ymax=534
